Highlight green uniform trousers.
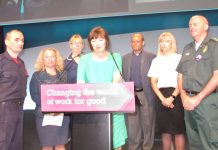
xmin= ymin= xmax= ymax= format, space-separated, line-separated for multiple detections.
xmin=185 ymin=93 xmax=218 ymax=150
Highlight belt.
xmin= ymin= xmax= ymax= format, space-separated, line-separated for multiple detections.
xmin=0 ymin=101 xmax=24 ymax=106
xmin=135 ymin=88 xmax=143 ymax=92
xmin=186 ymin=90 xmax=217 ymax=95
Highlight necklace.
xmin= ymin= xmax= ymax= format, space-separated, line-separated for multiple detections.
xmin=66 ymin=53 xmax=81 ymax=60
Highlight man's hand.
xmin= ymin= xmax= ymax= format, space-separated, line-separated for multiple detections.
xmin=183 ymin=94 xmax=202 ymax=111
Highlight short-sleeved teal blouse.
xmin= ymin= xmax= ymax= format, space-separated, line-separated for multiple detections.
xmin=77 ymin=52 xmax=127 ymax=149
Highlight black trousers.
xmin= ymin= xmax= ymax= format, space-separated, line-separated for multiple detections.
xmin=0 ymin=101 xmax=23 ymax=150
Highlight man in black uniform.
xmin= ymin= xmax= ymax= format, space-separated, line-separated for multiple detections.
xmin=0 ymin=30 xmax=28 ymax=150
xmin=177 ymin=15 xmax=218 ymax=150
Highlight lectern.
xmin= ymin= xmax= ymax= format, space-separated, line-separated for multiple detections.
xmin=41 ymin=82 xmax=134 ymax=150
xmin=71 ymin=113 xmax=111 ymax=150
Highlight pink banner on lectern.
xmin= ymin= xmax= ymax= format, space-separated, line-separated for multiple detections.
xmin=41 ymin=82 xmax=135 ymax=112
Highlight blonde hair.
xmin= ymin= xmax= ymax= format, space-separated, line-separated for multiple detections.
xmin=34 ymin=48 xmax=64 ymax=72
xmin=69 ymin=34 xmax=84 ymax=44
xmin=157 ymin=32 xmax=177 ymax=56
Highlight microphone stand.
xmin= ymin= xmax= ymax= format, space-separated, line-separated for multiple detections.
xmin=110 ymin=51 xmax=125 ymax=82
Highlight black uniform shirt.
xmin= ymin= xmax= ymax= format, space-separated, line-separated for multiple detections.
xmin=0 ymin=52 xmax=28 ymax=102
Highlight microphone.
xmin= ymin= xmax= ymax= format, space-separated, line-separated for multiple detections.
xmin=110 ymin=51 xmax=125 ymax=82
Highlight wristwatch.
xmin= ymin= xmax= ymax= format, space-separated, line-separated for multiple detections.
xmin=171 ymin=95 xmax=176 ymax=99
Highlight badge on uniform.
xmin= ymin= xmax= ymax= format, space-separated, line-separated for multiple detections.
xmin=202 ymin=45 xmax=208 ymax=53
xmin=196 ymin=54 xmax=202 ymax=62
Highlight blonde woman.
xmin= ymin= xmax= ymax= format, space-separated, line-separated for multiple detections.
xmin=64 ymin=34 xmax=84 ymax=83
xmin=30 ymin=48 xmax=69 ymax=150
xmin=148 ymin=32 xmax=186 ymax=150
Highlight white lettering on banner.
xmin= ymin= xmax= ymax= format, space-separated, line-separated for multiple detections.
xmin=47 ymin=98 xmax=54 ymax=104
xmin=46 ymin=89 xmax=81 ymax=97
xmin=45 ymin=85 xmax=124 ymax=106
xmin=54 ymin=98 xmax=73 ymax=105
xmin=46 ymin=98 xmax=73 ymax=105
xmin=74 ymin=98 xmax=85 ymax=104
xmin=86 ymin=98 xmax=106 ymax=106
xmin=82 ymin=88 xmax=95 ymax=95
xmin=96 ymin=87 xmax=119 ymax=95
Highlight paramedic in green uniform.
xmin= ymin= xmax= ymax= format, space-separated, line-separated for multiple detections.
xmin=177 ymin=15 xmax=218 ymax=150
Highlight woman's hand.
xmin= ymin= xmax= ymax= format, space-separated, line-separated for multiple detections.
xmin=162 ymin=96 xmax=174 ymax=108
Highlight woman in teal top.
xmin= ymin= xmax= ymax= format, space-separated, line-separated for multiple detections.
xmin=77 ymin=26 xmax=127 ymax=150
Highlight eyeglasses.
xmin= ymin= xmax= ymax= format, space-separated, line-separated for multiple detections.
xmin=70 ymin=42 xmax=83 ymax=45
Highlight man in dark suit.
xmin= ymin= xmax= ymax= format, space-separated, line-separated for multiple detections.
xmin=122 ymin=33 xmax=156 ymax=150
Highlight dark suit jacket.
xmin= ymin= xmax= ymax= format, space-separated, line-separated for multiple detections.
xmin=122 ymin=50 xmax=156 ymax=105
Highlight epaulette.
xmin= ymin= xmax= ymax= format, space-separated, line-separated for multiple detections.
xmin=211 ymin=37 xmax=218 ymax=42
